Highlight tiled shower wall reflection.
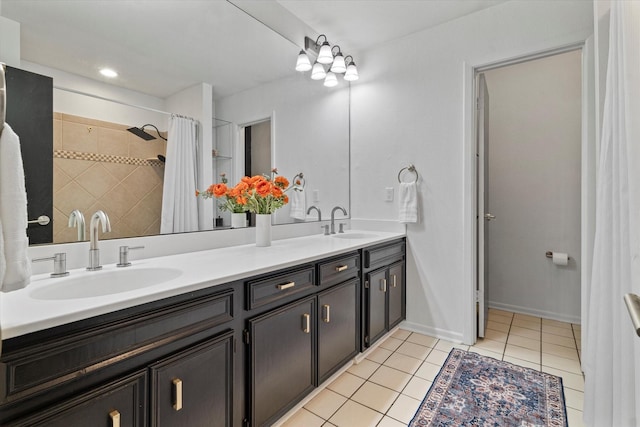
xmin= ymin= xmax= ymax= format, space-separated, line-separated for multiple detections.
xmin=52 ymin=113 xmax=167 ymax=243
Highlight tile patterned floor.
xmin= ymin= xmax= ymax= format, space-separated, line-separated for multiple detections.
xmin=279 ymin=308 xmax=585 ymax=427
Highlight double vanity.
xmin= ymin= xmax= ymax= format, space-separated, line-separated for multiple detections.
xmin=0 ymin=230 xmax=406 ymax=426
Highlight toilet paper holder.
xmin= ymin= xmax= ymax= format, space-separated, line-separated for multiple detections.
xmin=545 ymin=251 xmax=571 ymax=261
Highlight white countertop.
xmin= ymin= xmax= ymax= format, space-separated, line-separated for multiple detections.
xmin=1 ymin=230 xmax=404 ymax=340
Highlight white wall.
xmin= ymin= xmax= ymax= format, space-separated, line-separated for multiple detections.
xmin=350 ymin=0 xmax=593 ymax=342
xmin=0 ymin=15 xmax=20 ymax=66
xmin=484 ymin=51 xmax=582 ymax=323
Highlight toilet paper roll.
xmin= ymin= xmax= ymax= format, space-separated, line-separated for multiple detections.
xmin=552 ymin=252 xmax=569 ymax=266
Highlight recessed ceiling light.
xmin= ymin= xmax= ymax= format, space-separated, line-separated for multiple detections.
xmin=99 ymin=68 xmax=118 ymax=78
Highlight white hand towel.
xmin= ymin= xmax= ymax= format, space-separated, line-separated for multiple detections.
xmin=289 ymin=189 xmax=306 ymax=221
xmin=398 ymin=182 xmax=418 ymax=223
xmin=0 ymin=123 xmax=31 ymax=292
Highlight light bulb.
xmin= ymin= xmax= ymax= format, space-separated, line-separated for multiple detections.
xmin=311 ymin=62 xmax=327 ymax=80
xmin=330 ymin=52 xmax=346 ymax=73
xmin=295 ymin=50 xmax=312 ymax=72
xmin=317 ymin=41 xmax=333 ymax=64
xmin=344 ymin=62 xmax=359 ymax=81
xmin=324 ymin=72 xmax=338 ymax=87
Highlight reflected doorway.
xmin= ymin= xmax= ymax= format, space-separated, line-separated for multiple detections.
xmin=240 ymin=118 xmax=272 ymax=227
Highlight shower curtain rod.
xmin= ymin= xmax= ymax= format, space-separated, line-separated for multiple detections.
xmin=54 ymin=85 xmax=173 ymax=116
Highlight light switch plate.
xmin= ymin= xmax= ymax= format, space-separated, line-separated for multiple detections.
xmin=313 ymin=189 xmax=320 ymax=202
xmin=385 ymin=187 xmax=394 ymax=202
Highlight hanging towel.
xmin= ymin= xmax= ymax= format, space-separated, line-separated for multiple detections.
xmin=398 ymin=182 xmax=418 ymax=223
xmin=289 ymin=189 xmax=306 ymax=221
xmin=0 ymin=123 xmax=31 ymax=292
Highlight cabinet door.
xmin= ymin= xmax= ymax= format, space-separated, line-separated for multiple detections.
xmin=249 ymin=296 xmax=316 ymax=427
xmin=150 ymin=331 xmax=234 ymax=427
xmin=318 ymin=279 xmax=359 ymax=383
xmin=366 ymin=268 xmax=388 ymax=346
xmin=7 ymin=371 xmax=147 ymax=427
xmin=388 ymin=261 xmax=405 ymax=329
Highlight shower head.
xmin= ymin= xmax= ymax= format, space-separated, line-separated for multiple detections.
xmin=127 ymin=124 xmax=167 ymax=141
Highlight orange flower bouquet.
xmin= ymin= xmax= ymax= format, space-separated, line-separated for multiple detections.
xmin=197 ymin=173 xmax=246 ymax=213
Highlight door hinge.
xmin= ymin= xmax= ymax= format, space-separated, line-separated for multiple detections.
xmin=243 ymin=329 xmax=250 ymax=344
xmin=476 ymin=97 xmax=480 ymax=110
xmin=364 ymin=280 xmax=369 ymax=289
xmin=475 ymin=289 xmax=482 ymax=303
xmin=364 ymin=335 xmax=369 ymax=344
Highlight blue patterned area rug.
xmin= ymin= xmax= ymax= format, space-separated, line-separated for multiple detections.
xmin=409 ymin=349 xmax=567 ymax=426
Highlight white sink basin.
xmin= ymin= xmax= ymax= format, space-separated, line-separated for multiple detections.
xmin=332 ymin=232 xmax=379 ymax=239
xmin=29 ymin=267 xmax=183 ymax=300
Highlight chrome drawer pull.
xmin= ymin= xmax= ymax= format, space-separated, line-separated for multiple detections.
xmin=323 ymin=304 xmax=331 ymax=323
xmin=109 ymin=410 xmax=121 ymax=427
xmin=277 ymin=281 xmax=295 ymax=290
xmin=173 ymin=378 xmax=183 ymax=411
xmin=392 ymin=274 xmax=397 ymax=288
xmin=381 ymin=278 xmax=387 ymax=292
xmin=335 ymin=265 xmax=348 ymax=272
xmin=302 ymin=313 xmax=311 ymax=333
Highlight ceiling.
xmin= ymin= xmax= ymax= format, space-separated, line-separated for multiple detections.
xmin=0 ymin=0 xmax=507 ymax=99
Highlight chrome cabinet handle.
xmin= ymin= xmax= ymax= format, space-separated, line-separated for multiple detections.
xmin=392 ymin=274 xmax=397 ymax=288
xmin=173 ymin=378 xmax=183 ymax=411
xmin=484 ymin=213 xmax=496 ymax=220
xmin=277 ymin=281 xmax=295 ymax=290
xmin=302 ymin=313 xmax=311 ymax=333
xmin=335 ymin=265 xmax=348 ymax=272
xmin=323 ymin=304 xmax=331 ymax=323
xmin=381 ymin=278 xmax=387 ymax=292
xmin=109 ymin=410 xmax=121 ymax=427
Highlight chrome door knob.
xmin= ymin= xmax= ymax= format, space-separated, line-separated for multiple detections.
xmin=484 ymin=213 xmax=496 ymax=220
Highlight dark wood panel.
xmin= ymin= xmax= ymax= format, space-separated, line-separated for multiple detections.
xmin=364 ymin=240 xmax=405 ymax=269
xmin=388 ymin=261 xmax=406 ymax=329
xmin=317 ymin=279 xmax=359 ymax=383
xmin=366 ymin=268 xmax=388 ymax=346
xmin=249 ymin=296 xmax=316 ymax=427
xmin=150 ymin=331 xmax=233 ymax=427
xmin=5 ymin=66 xmax=53 ymax=245
xmin=6 ymin=370 xmax=147 ymax=427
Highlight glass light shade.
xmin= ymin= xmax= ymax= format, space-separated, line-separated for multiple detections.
xmin=330 ymin=53 xmax=346 ymax=73
xmin=311 ymin=62 xmax=327 ymax=80
xmin=344 ymin=63 xmax=359 ymax=81
xmin=295 ymin=50 xmax=312 ymax=72
xmin=317 ymin=41 xmax=333 ymax=64
xmin=323 ymin=72 xmax=338 ymax=87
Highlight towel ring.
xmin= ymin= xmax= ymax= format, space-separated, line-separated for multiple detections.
xmin=292 ymin=172 xmax=305 ymax=189
xmin=398 ymin=164 xmax=418 ymax=184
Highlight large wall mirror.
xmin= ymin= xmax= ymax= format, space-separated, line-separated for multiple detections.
xmin=0 ymin=0 xmax=350 ymax=245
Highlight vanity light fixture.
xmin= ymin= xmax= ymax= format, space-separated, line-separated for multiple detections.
xmin=99 ymin=68 xmax=118 ymax=78
xmin=323 ymin=72 xmax=338 ymax=87
xmin=296 ymin=35 xmax=359 ymax=86
xmin=343 ymin=56 xmax=359 ymax=81
xmin=330 ymin=46 xmax=346 ymax=74
xmin=295 ymin=50 xmax=312 ymax=72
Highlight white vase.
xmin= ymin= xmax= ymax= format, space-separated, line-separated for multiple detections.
xmin=231 ymin=213 xmax=246 ymax=228
xmin=255 ymin=214 xmax=272 ymax=247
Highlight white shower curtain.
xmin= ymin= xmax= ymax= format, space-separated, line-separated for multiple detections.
xmin=583 ymin=2 xmax=640 ymax=426
xmin=160 ymin=115 xmax=200 ymax=234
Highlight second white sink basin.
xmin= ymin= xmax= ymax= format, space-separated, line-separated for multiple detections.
xmin=29 ymin=267 xmax=183 ymax=300
xmin=332 ymin=232 xmax=379 ymax=239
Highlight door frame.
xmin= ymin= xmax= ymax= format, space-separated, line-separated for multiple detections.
xmin=461 ymin=41 xmax=595 ymax=345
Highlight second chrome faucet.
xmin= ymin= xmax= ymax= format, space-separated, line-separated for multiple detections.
xmin=87 ymin=210 xmax=111 ymax=271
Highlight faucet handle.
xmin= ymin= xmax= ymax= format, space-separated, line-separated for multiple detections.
xmin=321 ymin=225 xmax=330 ymax=236
xmin=33 ymin=253 xmax=69 ymax=278
xmin=338 ymin=223 xmax=345 ymax=233
xmin=117 ymin=245 xmax=145 ymax=267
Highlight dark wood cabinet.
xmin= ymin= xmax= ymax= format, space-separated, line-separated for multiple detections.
xmin=7 ymin=371 xmax=147 ymax=427
xmin=248 ymin=296 xmax=316 ymax=427
xmin=363 ymin=240 xmax=406 ymax=348
xmin=150 ymin=331 xmax=234 ymax=427
xmin=317 ymin=278 xmax=359 ymax=383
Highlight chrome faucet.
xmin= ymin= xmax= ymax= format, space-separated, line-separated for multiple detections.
xmin=306 ymin=205 xmax=322 ymax=221
xmin=87 ymin=210 xmax=111 ymax=271
xmin=68 ymin=209 xmax=86 ymax=241
xmin=330 ymin=206 xmax=347 ymax=234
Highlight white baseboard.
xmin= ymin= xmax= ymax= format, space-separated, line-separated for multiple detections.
xmin=400 ymin=320 xmax=465 ymax=344
xmin=489 ymin=301 xmax=581 ymax=325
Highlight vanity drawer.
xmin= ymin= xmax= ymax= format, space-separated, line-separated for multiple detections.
xmin=318 ymin=253 xmax=359 ymax=288
xmin=364 ymin=240 xmax=405 ymax=269
xmin=246 ymin=266 xmax=315 ymax=310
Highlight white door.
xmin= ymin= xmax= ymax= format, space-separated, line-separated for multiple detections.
xmin=477 ymin=73 xmax=492 ymax=338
